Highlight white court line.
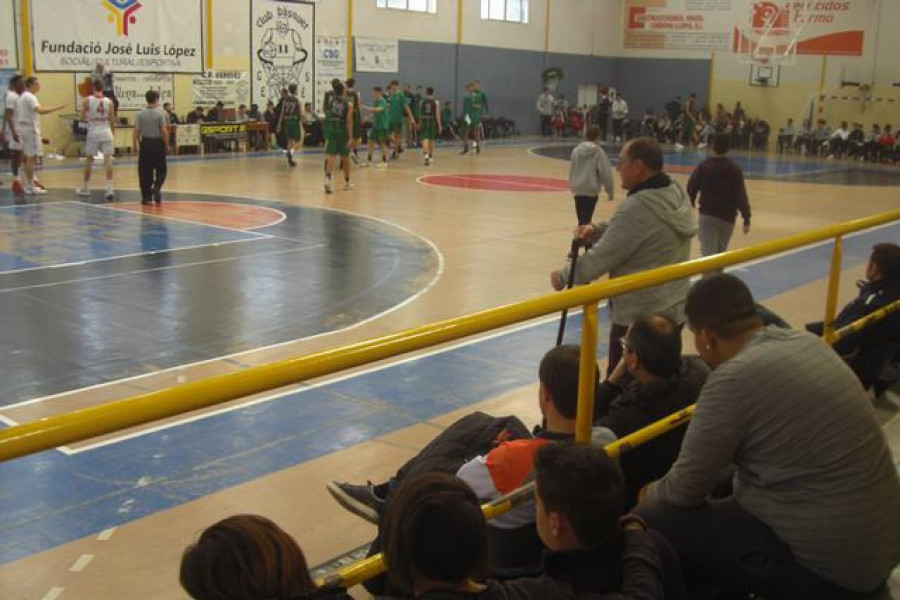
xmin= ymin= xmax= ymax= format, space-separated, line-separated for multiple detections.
xmin=69 ymin=554 xmax=94 ymax=572
xmin=96 ymin=527 xmax=117 ymax=541
xmin=40 ymin=587 xmax=65 ymax=600
xmin=112 ymin=200 xmax=288 ymax=230
xmin=65 ymin=308 xmax=589 ymax=454
xmin=0 ymin=237 xmax=271 ymax=277
xmin=77 ymin=202 xmax=274 ymax=239
xmin=0 ymin=244 xmax=325 ymax=294
xmin=0 ymin=195 xmax=446 ymax=413
xmin=0 ymin=414 xmax=20 ymax=427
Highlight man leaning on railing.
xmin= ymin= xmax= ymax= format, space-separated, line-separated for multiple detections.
xmin=551 ymin=137 xmax=698 ymax=377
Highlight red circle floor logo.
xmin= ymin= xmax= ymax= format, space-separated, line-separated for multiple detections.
xmin=419 ymin=174 xmax=569 ymax=192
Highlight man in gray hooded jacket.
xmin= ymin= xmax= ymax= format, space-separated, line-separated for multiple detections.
xmin=551 ymin=137 xmax=698 ymax=375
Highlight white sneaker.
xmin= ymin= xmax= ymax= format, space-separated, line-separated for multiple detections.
xmin=698 ymin=142 xmax=707 ymax=149
xmin=674 ymin=143 xmax=685 ymax=150
xmin=75 ymin=187 xmax=91 ymax=197
xmin=375 ymin=161 xmax=388 ymax=169
xmin=105 ymin=188 xmax=115 ymax=201
xmin=324 ymin=180 xmax=333 ymax=194
xmin=25 ymin=186 xmax=47 ymax=195
xmin=343 ymin=181 xmax=355 ymax=191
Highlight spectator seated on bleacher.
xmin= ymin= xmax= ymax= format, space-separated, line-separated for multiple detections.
xmin=378 ymin=471 xmax=667 ymax=600
xmin=594 ymin=315 xmax=708 ymax=508
xmin=846 ymin=122 xmax=865 ymax=158
xmin=824 ymin=121 xmax=849 ymax=158
xmin=637 ymin=274 xmax=900 ymax=600
xmin=180 ymin=514 xmax=351 ymax=600
xmin=793 ymin=119 xmax=813 ymax=155
xmin=326 ymin=345 xmax=617 ymax=591
xmin=811 ymin=118 xmax=831 ymax=155
xmin=750 ymin=118 xmax=770 ymax=151
xmin=877 ymin=124 xmax=895 ymax=163
xmin=531 ymin=442 xmax=686 ymax=599
xmin=776 ymin=118 xmax=795 ymax=154
xmin=806 ymin=242 xmax=900 ymax=394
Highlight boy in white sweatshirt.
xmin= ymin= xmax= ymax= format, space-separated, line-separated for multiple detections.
xmin=569 ymin=125 xmax=614 ymax=225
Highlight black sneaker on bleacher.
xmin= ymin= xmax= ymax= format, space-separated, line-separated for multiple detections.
xmin=326 ymin=480 xmax=385 ymax=524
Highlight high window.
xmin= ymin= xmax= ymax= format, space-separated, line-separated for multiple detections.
xmin=480 ymin=0 xmax=529 ymax=24
xmin=376 ymin=0 xmax=437 ymax=14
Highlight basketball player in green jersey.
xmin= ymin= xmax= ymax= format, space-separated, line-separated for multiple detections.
xmin=460 ymin=83 xmax=475 ymax=154
xmin=323 ymin=80 xmax=353 ymax=193
xmin=388 ymin=80 xmax=415 ymax=159
xmin=467 ymin=80 xmax=489 ymax=154
xmin=363 ymin=86 xmax=390 ymax=168
xmin=418 ymin=87 xmax=441 ymax=166
xmin=276 ymin=83 xmax=302 ymax=166
xmin=345 ymin=78 xmax=364 ymax=166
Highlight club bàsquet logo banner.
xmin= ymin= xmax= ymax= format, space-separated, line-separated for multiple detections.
xmin=624 ymin=0 xmax=867 ymax=56
xmin=30 ymin=0 xmax=204 ymax=72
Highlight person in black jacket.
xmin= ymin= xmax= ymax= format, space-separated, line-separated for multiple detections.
xmin=806 ymin=242 xmax=900 ymax=392
xmin=594 ymin=314 xmax=708 ymax=508
xmin=180 ymin=514 xmax=352 ymax=600
xmin=378 ymin=471 xmax=665 ymax=600
xmin=533 ymin=443 xmax=684 ymax=599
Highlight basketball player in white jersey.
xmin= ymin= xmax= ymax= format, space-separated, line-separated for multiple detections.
xmin=76 ymin=79 xmax=116 ymax=199
xmin=2 ymin=75 xmax=24 ymax=193
xmin=17 ymin=76 xmax=65 ymax=196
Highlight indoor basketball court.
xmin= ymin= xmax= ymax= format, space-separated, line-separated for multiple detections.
xmin=0 ymin=1 xmax=898 ymax=599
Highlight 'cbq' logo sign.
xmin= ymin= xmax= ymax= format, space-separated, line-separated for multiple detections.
xmin=102 ymin=0 xmax=143 ymax=37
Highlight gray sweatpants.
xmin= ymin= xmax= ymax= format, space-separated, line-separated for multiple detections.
xmin=698 ymin=213 xmax=735 ymax=257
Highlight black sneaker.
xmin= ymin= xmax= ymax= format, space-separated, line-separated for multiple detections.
xmin=326 ymin=481 xmax=384 ymax=524
xmin=153 ymin=189 xmax=162 ymax=204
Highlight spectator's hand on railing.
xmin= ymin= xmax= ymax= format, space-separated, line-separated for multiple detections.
xmin=550 ymin=270 xmax=565 ymax=291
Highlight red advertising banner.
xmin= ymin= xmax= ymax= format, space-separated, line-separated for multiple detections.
xmin=624 ymin=0 xmax=867 ymax=56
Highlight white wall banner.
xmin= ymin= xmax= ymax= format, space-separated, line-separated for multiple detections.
xmin=176 ymin=124 xmax=201 ymax=147
xmin=192 ymin=71 xmax=251 ymax=108
xmin=315 ymin=36 xmax=346 ymax=110
xmin=74 ymin=72 xmax=175 ymax=112
xmin=355 ymin=37 xmax=398 ymax=73
xmin=0 ymin=0 xmax=18 ymax=70
xmin=31 ymin=0 xmax=203 ymax=73
xmin=250 ymin=0 xmax=315 ymax=110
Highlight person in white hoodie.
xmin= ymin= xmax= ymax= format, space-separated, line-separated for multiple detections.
xmin=568 ymin=125 xmax=614 ymax=225
xmin=611 ymin=94 xmax=629 ymax=142
xmin=552 ymin=137 xmax=698 ymax=375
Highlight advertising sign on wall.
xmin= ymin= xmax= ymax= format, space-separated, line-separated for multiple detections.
xmin=355 ymin=37 xmax=399 ymax=73
xmin=250 ymin=0 xmax=315 ymax=110
xmin=74 ymin=72 xmax=174 ymax=112
xmin=31 ymin=0 xmax=203 ymax=72
xmin=192 ymin=71 xmax=251 ymax=107
xmin=0 ymin=0 xmax=18 ymax=70
xmin=315 ymin=36 xmax=346 ymax=110
xmin=624 ymin=0 xmax=867 ymax=56
xmin=200 ymin=122 xmax=248 ymax=141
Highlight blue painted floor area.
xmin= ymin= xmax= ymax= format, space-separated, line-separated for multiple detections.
xmin=0 ymin=193 xmax=438 ymax=406
xmin=531 ymin=143 xmax=900 ymax=186
xmin=1 ymin=220 xmax=898 ymax=564
xmin=0 ymin=202 xmax=262 ymax=272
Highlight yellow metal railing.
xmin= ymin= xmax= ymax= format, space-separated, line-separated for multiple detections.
xmin=830 ymin=299 xmax=900 ymax=345
xmin=1 ymin=208 xmax=897 ymax=461
xmin=316 ymin=405 xmax=696 ymax=589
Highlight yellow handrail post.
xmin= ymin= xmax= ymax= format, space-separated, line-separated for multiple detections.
xmin=575 ymin=302 xmax=598 ymax=443
xmin=206 ymin=0 xmax=213 ymax=70
xmin=21 ymin=0 xmax=33 ymax=77
xmin=346 ymin=0 xmax=354 ymax=79
xmin=822 ymin=235 xmax=843 ymax=344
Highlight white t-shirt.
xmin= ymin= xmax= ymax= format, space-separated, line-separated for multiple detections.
xmin=16 ymin=91 xmax=40 ymax=136
xmin=3 ymin=90 xmax=18 ymax=136
xmin=84 ymin=94 xmax=114 ymax=141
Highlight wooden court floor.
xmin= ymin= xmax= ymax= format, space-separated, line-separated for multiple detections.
xmin=1 ymin=139 xmax=898 ymax=600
